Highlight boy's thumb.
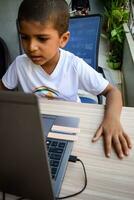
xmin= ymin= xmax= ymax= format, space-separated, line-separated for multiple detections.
xmin=92 ymin=126 xmax=103 ymax=142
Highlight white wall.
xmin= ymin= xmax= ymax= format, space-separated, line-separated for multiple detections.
xmin=122 ymin=24 xmax=134 ymax=107
xmin=0 ymin=0 xmax=22 ymax=61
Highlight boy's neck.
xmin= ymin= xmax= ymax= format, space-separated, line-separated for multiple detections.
xmin=41 ymin=63 xmax=57 ymax=75
xmin=41 ymin=50 xmax=60 ymax=75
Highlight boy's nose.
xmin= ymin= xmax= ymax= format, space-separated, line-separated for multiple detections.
xmin=28 ymin=40 xmax=38 ymax=52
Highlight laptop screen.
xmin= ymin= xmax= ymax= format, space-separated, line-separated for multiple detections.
xmin=0 ymin=91 xmax=55 ymax=200
xmin=0 ymin=91 xmax=80 ymax=199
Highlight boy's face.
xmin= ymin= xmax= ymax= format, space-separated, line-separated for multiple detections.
xmin=19 ymin=20 xmax=69 ymax=73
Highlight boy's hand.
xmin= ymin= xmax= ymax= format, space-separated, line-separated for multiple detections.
xmin=92 ymin=118 xmax=132 ymax=159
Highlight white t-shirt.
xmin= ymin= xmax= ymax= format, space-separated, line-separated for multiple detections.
xmin=2 ymin=49 xmax=109 ymax=102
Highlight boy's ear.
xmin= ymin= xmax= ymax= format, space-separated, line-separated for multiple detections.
xmin=59 ymin=31 xmax=70 ymax=48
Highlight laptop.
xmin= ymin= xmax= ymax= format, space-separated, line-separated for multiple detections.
xmin=0 ymin=91 xmax=80 ymax=200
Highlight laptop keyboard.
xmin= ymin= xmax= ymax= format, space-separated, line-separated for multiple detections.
xmin=46 ymin=138 xmax=67 ymax=180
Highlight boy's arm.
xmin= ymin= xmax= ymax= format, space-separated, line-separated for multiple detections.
xmin=92 ymin=83 xmax=132 ymax=159
xmin=0 ymin=80 xmax=10 ymax=90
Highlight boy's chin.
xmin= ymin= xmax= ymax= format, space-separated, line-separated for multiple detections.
xmin=31 ymin=58 xmax=44 ymax=66
xmin=32 ymin=60 xmax=42 ymax=65
xmin=27 ymin=55 xmax=43 ymax=64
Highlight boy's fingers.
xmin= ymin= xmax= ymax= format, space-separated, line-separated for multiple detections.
xmin=92 ymin=126 xmax=103 ymax=142
xmin=119 ymin=135 xmax=129 ymax=156
xmin=112 ymin=135 xmax=124 ymax=159
xmin=103 ymin=133 xmax=112 ymax=158
xmin=123 ymin=132 xmax=132 ymax=149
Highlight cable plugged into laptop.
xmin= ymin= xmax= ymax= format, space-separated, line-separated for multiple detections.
xmin=68 ymin=155 xmax=78 ymax=162
xmin=2 ymin=155 xmax=87 ymax=200
xmin=56 ymin=155 xmax=87 ymax=199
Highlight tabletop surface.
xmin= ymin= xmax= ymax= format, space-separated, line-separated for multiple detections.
xmin=1 ymin=99 xmax=134 ymax=200
xmin=39 ymin=99 xmax=134 ymax=200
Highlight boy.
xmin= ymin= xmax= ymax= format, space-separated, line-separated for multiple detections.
xmin=0 ymin=0 xmax=132 ymax=159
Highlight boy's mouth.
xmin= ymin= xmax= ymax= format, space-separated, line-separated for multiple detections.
xmin=30 ymin=55 xmax=43 ymax=62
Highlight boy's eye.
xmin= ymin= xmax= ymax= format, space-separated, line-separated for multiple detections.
xmin=20 ymin=35 xmax=29 ymax=40
xmin=37 ymin=37 xmax=49 ymax=42
xmin=20 ymin=34 xmax=49 ymax=42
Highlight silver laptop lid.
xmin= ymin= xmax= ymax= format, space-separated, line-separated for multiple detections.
xmin=0 ymin=91 xmax=55 ymax=200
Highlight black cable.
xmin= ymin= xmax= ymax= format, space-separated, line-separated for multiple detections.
xmin=2 ymin=156 xmax=87 ymax=200
xmin=56 ymin=155 xmax=87 ymax=199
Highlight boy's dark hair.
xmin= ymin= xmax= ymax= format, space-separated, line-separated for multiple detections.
xmin=17 ymin=0 xmax=69 ymax=36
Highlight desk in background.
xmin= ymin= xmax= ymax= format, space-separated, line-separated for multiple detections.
xmin=39 ymin=99 xmax=134 ymax=200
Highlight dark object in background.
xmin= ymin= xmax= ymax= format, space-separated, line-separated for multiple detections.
xmin=0 ymin=37 xmax=10 ymax=79
xmin=71 ymin=0 xmax=90 ymax=15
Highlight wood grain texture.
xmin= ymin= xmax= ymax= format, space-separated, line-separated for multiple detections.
xmin=1 ymin=99 xmax=134 ymax=200
xmin=39 ymin=99 xmax=134 ymax=200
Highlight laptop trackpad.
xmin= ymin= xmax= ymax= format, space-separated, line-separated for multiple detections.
xmin=41 ymin=114 xmax=56 ymax=136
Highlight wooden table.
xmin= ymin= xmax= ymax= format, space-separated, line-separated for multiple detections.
xmin=1 ymin=99 xmax=134 ymax=200
xmin=39 ymin=99 xmax=134 ymax=200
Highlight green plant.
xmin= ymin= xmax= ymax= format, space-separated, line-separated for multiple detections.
xmin=101 ymin=0 xmax=129 ymax=69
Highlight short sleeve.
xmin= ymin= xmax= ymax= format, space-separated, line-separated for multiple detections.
xmin=75 ymin=57 xmax=109 ymax=95
xmin=2 ymin=59 xmax=18 ymax=89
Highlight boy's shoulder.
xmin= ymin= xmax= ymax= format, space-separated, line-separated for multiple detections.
xmin=60 ymin=49 xmax=89 ymax=68
xmin=60 ymin=48 xmax=81 ymax=63
xmin=15 ymin=54 xmax=30 ymax=64
xmin=12 ymin=54 xmax=32 ymax=70
xmin=15 ymin=54 xmax=29 ymax=62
